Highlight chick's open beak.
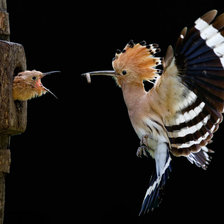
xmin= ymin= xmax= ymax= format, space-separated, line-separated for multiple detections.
xmin=42 ymin=71 xmax=61 ymax=77
xmin=40 ymin=71 xmax=60 ymax=99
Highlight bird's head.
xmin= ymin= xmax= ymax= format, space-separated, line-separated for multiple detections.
xmin=13 ymin=70 xmax=60 ymax=101
xmin=82 ymin=40 xmax=162 ymax=87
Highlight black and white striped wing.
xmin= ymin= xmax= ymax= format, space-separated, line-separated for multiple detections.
xmin=164 ymin=10 xmax=224 ymax=169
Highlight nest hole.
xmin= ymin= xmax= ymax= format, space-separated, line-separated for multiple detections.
xmin=13 ymin=65 xmax=23 ymax=77
xmin=13 ymin=65 xmax=26 ymax=110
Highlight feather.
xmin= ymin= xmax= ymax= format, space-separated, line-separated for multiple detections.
xmin=139 ymin=155 xmax=172 ymax=215
xmin=175 ymin=27 xmax=188 ymax=54
xmin=163 ymin=12 xmax=224 ymax=158
xmin=112 ymin=41 xmax=161 ymax=86
xmin=200 ymin=10 xmax=217 ymax=23
xmin=212 ymin=13 xmax=224 ymax=29
xmin=164 ymin=45 xmax=174 ymax=68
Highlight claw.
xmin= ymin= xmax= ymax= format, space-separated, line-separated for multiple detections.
xmin=136 ymin=145 xmax=153 ymax=158
xmin=137 ymin=134 xmax=155 ymax=158
xmin=137 ymin=145 xmax=151 ymax=158
xmin=140 ymin=135 xmax=149 ymax=146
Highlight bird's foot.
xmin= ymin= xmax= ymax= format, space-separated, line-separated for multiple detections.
xmin=137 ymin=135 xmax=153 ymax=158
xmin=136 ymin=145 xmax=151 ymax=158
xmin=140 ymin=134 xmax=149 ymax=146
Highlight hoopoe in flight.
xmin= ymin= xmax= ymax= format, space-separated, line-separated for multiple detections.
xmin=82 ymin=10 xmax=224 ymax=215
xmin=13 ymin=70 xmax=59 ymax=101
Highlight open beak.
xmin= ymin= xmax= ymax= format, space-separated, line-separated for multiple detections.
xmin=82 ymin=70 xmax=116 ymax=83
xmin=41 ymin=71 xmax=60 ymax=99
xmin=42 ymin=71 xmax=61 ymax=77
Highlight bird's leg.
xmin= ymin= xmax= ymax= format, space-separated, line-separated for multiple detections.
xmin=136 ymin=145 xmax=150 ymax=158
xmin=136 ymin=135 xmax=154 ymax=158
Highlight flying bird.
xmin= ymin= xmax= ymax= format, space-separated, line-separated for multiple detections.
xmin=82 ymin=10 xmax=224 ymax=215
xmin=13 ymin=70 xmax=59 ymax=101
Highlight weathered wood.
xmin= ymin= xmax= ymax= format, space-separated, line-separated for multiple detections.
xmin=0 ymin=173 xmax=5 ymax=222
xmin=0 ymin=136 xmax=9 ymax=223
xmin=0 ymin=149 xmax=10 ymax=173
xmin=0 ymin=0 xmax=27 ymax=223
xmin=0 ymin=0 xmax=6 ymax=11
xmin=0 ymin=0 xmax=9 ymax=41
xmin=0 ymin=41 xmax=27 ymax=135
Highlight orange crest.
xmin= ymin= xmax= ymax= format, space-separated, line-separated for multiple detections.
xmin=112 ymin=40 xmax=162 ymax=86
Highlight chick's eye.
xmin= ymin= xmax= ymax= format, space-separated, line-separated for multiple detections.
xmin=32 ymin=76 xmax=36 ymax=80
xmin=122 ymin=70 xmax=127 ymax=75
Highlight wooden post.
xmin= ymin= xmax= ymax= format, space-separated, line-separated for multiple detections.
xmin=0 ymin=0 xmax=27 ymax=223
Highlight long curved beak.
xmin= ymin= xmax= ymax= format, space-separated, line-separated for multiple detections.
xmin=82 ymin=70 xmax=116 ymax=83
xmin=42 ymin=71 xmax=61 ymax=77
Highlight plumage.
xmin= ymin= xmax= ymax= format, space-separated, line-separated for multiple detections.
xmin=82 ymin=10 xmax=224 ymax=215
xmin=13 ymin=70 xmax=59 ymax=101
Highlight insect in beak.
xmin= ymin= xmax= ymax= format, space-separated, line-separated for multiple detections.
xmin=82 ymin=70 xmax=116 ymax=83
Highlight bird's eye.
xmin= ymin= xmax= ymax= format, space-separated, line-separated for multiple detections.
xmin=122 ymin=70 xmax=127 ymax=75
xmin=32 ymin=76 xmax=36 ymax=80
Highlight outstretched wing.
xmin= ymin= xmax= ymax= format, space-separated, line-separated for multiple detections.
xmin=159 ymin=10 xmax=224 ymax=168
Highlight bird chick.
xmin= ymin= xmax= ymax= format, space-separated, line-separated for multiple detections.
xmin=13 ymin=70 xmax=59 ymax=101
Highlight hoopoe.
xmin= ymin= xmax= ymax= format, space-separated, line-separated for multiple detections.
xmin=82 ymin=10 xmax=224 ymax=215
xmin=13 ymin=70 xmax=59 ymax=101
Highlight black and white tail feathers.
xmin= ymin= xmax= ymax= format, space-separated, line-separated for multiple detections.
xmin=139 ymin=150 xmax=172 ymax=215
xmin=165 ymin=10 xmax=224 ymax=169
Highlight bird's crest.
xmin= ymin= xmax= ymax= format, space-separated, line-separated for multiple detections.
xmin=112 ymin=40 xmax=162 ymax=86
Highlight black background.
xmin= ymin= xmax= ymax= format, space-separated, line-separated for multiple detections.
xmin=5 ymin=1 xmax=224 ymax=223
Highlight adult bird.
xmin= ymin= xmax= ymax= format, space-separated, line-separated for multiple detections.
xmin=82 ymin=10 xmax=224 ymax=215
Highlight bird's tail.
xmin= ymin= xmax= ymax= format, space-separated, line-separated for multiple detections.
xmin=139 ymin=155 xmax=172 ymax=215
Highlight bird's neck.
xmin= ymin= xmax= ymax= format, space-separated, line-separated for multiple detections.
xmin=121 ymin=81 xmax=146 ymax=112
